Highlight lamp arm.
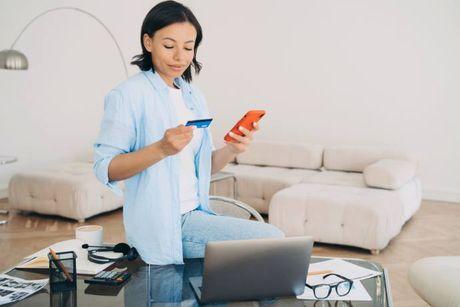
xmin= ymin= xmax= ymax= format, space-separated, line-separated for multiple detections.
xmin=10 ymin=6 xmax=128 ymax=78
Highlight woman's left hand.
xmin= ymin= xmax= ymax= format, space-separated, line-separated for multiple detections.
xmin=225 ymin=122 xmax=260 ymax=154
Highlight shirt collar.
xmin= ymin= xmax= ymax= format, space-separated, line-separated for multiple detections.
xmin=145 ymin=68 xmax=192 ymax=97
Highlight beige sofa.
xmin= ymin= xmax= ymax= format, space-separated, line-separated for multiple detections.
xmin=222 ymin=141 xmax=422 ymax=253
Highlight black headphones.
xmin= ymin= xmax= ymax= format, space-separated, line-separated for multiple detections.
xmin=82 ymin=243 xmax=139 ymax=264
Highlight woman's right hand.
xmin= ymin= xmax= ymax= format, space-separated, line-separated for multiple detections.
xmin=108 ymin=125 xmax=194 ymax=182
xmin=159 ymin=125 xmax=195 ymax=157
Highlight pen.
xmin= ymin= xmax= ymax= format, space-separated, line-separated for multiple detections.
xmin=49 ymin=248 xmax=74 ymax=282
xmin=307 ymin=270 xmax=333 ymax=276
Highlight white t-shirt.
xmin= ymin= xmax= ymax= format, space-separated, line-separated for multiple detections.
xmin=168 ymin=86 xmax=203 ymax=214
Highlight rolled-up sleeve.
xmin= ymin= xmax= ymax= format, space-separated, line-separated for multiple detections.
xmin=93 ymin=90 xmax=136 ymax=196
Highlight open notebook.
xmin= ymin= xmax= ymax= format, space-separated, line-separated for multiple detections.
xmin=16 ymin=239 xmax=123 ymax=275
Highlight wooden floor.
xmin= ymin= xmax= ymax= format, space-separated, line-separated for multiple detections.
xmin=1 ymin=198 xmax=459 ymax=306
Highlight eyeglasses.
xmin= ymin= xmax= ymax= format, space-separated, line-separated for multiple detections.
xmin=306 ymin=273 xmax=354 ymax=299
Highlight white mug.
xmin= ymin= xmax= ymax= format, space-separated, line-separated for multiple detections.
xmin=75 ymin=225 xmax=103 ymax=246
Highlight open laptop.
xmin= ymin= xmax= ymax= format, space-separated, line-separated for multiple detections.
xmin=189 ymin=236 xmax=313 ymax=304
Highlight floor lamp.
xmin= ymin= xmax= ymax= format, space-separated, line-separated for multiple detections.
xmin=0 ymin=7 xmax=129 ymax=224
xmin=0 ymin=6 xmax=129 ymax=76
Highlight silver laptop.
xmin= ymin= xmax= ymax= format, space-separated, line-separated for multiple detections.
xmin=189 ymin=236 xmax=313 ymax=304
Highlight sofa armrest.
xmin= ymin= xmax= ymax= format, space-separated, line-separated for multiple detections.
xmin=364 ymin=159 xmax=417 ymax=190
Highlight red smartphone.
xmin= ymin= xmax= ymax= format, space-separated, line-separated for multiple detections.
xmin=224 ymin=110 xmax=266 ymax=142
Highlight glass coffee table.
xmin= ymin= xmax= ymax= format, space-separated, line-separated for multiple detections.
xmin=4 ymin=256 xmax=392 ymax=306
xmin=0 ymin=156 xmax=17 ymax=225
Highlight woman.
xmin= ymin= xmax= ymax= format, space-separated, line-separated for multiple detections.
xmin=93 ymin=0 xmax=283 ymax=265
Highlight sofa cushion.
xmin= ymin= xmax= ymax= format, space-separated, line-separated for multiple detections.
xmin=223 ymin=164 xmax=319 ymax=213
xmin=323 ymin=146 xmax=416 ymax=172
xmin=302 ymin=170 xmax=366 ymax=188
xmin=364 ymin=159 xmax=417 ymax=190
xmin=236 ymin=141 xmax=323 ymax=170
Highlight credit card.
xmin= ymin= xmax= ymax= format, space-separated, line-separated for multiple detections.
xmin=185 ymin=118 xmax=213 ymax=128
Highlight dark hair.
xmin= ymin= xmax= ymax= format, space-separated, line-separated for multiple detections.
xmin=131 ymin=0 xmax=203 ymax=83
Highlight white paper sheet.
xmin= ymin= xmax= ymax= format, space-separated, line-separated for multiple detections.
xmin=307 ymin=259 xmax=381 ymax=284
xmin=296 ymin=259 xmax=382 ymax=301
xmin=297 ymin=279 xmax=371 ymax=301
xmin=0 ymin=274 xmax=48 ymax=305
xmin=16 ymin=239 xmax=121 ymax=275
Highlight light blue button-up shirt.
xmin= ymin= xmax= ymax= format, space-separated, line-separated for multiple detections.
xmin=93 ymin=69 xmax=215 ymax=265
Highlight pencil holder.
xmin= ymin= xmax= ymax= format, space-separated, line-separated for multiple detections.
xmin=48 ymin=251 xmax=77 ymax=291
xmin=50 ymin=288 xmax=77 ymax=307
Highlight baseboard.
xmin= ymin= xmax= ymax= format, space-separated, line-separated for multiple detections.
xmin=423 ymin=188 xmax=460 ymax=204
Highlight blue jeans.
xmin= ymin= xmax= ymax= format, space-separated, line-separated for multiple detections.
xmin=181 ymin=209 xmax=285 ymax=258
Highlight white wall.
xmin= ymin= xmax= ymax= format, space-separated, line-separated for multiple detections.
xmin=1 ymin=0 xmax=459 ymax=202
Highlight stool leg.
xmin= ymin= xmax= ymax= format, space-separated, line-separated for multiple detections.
xmin=371 ymin=249 xmax=380 ymax=255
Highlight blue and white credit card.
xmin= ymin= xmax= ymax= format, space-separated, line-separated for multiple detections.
xmin=185 ymin=118 xmax=213 ymax=128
